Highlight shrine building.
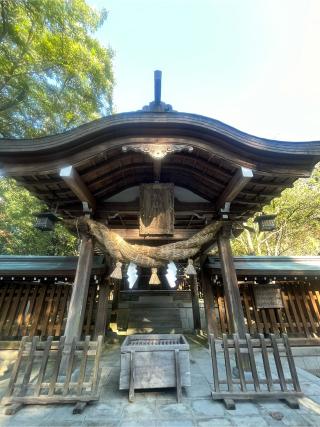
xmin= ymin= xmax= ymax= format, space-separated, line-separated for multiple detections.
xmin=0 ymin=71 xmax=320 ymax=346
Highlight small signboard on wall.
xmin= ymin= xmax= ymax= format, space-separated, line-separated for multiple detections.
xmin=139 ymin=183 xmax=174 ymax=236
xmin=254 ymin=284 xmax=283 ymax=309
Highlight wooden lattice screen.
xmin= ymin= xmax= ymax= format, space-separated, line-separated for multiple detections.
xmin=2 ymin=335 xmax=103 ymax=415
xmin=0 ymin=283 xmax=100 ymax=340
xmin=210 ymin=333 xmax=303 ymax=409
xmin=213 ymin=282 xmax=320 ymax=338
xmin=1 ymin=281 xmax=320 ymax=340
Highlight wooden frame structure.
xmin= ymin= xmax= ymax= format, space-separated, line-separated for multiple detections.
xmin=0 ymin=71 xmax=319 ymax=356
xmin=0 ymin=255 xmax=110 ymax=342
xmin=2 ymin=335 xmax=103 ymax=415
xmin=204 ymin=256 xmax=320 ymax=342
xmin=120 ymin=334 xmax=190 ymax=403
xmin=210 ymin=333 xmax=303 ymax=409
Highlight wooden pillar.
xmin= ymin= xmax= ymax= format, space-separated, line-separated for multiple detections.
xmin=112 ymin=279 xmax=120 ymax=311
xmin=202 ymin=267 xmax=219 ymax=338
xmin=64 ymin=234 xmax=94 ymax=342
xmin=190 ymin=275 xmax=201 ymax=331
xmin=217 ymin=227 xmax=247 ymax=338
xmin=94 ymin=277 xmax=110 ymax=339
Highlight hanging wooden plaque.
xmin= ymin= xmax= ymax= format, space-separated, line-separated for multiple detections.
xmin=254 ymin=284 xmax=283 ymax=309
xmin=139 ymin=183 xmax=174 ymax=236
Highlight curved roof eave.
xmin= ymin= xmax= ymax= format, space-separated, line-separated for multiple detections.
xmin=0 ymin=111 xmax=320 ymax=176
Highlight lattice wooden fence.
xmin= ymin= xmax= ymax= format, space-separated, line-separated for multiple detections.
xmin=1 ymin=281 xmax=320 ymax=340
xmin=2 ymin=335 xmax=103 ymax=415
xmin=210 ymin=333 xmax=303 ymax=409
xmin=0 ymin=283 xmax=100 ymax=339
xmin=213 ymin=283 xmax=320 ymax=338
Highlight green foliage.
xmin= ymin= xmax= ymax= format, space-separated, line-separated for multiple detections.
xmin=0 ymin=178 xmax=77 ymax=255
xmin=232 ymin=163 xmax=320 ymax=256
xmin=0 ymin=0 xmax=113 ymax=255
xmin=0 ymin=0 xmax=113 ymax=138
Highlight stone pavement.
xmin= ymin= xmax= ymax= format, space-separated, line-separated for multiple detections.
xmin=1 ymin=335 xmax=320 ymax=426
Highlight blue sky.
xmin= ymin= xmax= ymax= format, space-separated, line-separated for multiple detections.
xmin=88 ymin=0 xmax=320 ymax=141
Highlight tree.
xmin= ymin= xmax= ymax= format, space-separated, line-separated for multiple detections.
xmin=0 ymin=0 xmax=113 ymax=255
xmin=0 ymin=178 xmax=78 ymax=255
xmin=0 ymin=0 xmax=113 ymax=138
xmin=232 ymin=163 xmax=320 ymax=256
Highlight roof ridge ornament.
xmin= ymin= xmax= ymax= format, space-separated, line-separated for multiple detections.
xmin=140 ymin=70 xmax=174 ymax=112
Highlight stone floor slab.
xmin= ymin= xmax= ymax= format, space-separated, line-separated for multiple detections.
xmin=226 ymin=401 xmax=260 ymax=415
xmin=156 ymin=401 xmax=193 ymax=418
xmin=191 ymin=399 xmax=225 ymax=418
xmin=83 ymin=420 xmax=119 ymax=427
xmin=119 ymin=421 xmax=157 ymax=427
xmin=196 ymin=418 xmax=233 ymax=427
xmin=122 ymin=401 xmax=156 ymax=419
xmin=84 ymin=401 xmax=125 ymax=419
xmin=232 ymin=415 xmax=269 ymax=427
xmin=156 ymin=419 xmax=195 ymax=427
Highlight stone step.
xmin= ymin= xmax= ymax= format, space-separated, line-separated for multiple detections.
xmin=127 ymin=329 xmax=183 ymax=335
xmin=128 ymin=320 xmax=181 ymax=326
xmin=126 ymin=303 xmax=183 ymax=308
xmin=123 ymin=302 xmax=185 ymax=334
xmin=128 ymin=312 xmax=181 ymax=319
xmin=128 ymin=317 xmax=181 ymax=323
xmin=128 ymin=307 xmax=182 ymax=312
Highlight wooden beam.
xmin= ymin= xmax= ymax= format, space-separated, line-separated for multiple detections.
xmin=190 ymin=275 xmax=201 ymax=331
xmin=64 ymin=234 xmax=94 ymax=341
xmin=60 ymin=166 xmax=96 ymax=212
xmin=94 ymin=277 xmax=110 ymax=339
xmin=62 ymin=200 xmax=215 ymax=215
xmin=111 ymin=228 xmax=199 ymax=242
xmin=60 ymin=234 xmax=94 ymax=373
xmin=201 ymin=267 xmax=219 ymax=339
xmin=215 ymin=167 xmax=253 ymax=212
xmin=217 ymin=227 xmax=247 ymax=338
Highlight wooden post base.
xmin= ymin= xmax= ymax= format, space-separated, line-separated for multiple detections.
xmin=212 ymin=392 xmax=302 ymax=409
xmin=222 ymin=398 xmax=236 ymax=410
xmin=4 ymin=404 xmax=23 ymax=415
xmin=73 ymin=401 xmax=88 ymax=414
xmin=282 ymin=398 xmax=300 ymax=409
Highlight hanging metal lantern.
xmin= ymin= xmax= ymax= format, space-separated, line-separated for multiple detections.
xmin=34 ymin=212 xmax=59 ymax=231
xmin=254 ymin=214 xmax=277 ymax=232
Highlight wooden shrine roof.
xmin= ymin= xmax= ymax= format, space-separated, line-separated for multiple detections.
xmin=0 ymin=255 xmax=106 ymax=276
xmin=0 ymin=255 xmax=318 ymax=278
xmin=206 ymin=256 xmax=320 ymax=276
xmin=0 ymin=111 xmax=320 ymax=237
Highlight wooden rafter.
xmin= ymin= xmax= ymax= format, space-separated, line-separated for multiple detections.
xmin=215 ymin=167 xmax=253 ymax=213
xmin=60 ymin=166 xmax=96 ymax=212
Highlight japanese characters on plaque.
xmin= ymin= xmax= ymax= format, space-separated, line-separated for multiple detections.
xmin=254 ymin=284 xmax=283 ymax=309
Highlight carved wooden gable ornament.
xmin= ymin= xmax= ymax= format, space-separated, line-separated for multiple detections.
xmin=139 ymin=183 xmax=174 ymax=236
